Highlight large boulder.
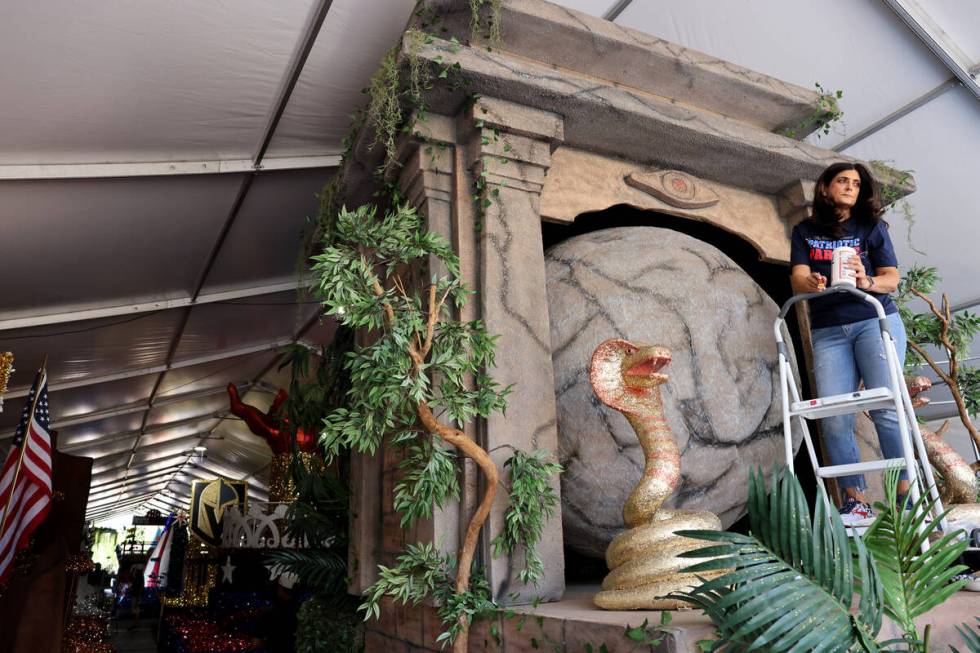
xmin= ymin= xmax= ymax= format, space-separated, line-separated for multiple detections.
xmin=547 ymin=226 xmax=799 ymax=558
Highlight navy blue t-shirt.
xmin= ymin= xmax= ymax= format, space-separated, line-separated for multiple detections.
xmin=790 ymin=218 xmax=899 ymax=328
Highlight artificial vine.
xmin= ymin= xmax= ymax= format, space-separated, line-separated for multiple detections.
xmin=780 ymin=82 xmax=844 ymax=139
xmin=870 ymin=159 xmax=926 ymax=257
xmin=491 ymin=450 xmax=562 ymax=586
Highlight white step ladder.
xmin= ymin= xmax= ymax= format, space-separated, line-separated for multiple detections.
xmin=774 ymin=285 xmax=947 ymax=550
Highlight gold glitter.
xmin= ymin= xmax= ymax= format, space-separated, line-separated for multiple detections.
xmin=268 ymin=452 xmax=324 ymax=502
xmin=590 ymin=339 xmax=727 ymax=610
xmin=163 ymin=536 xmax=217 ymax=607
xmin=0 ymin=352 xmax=13 ymax=397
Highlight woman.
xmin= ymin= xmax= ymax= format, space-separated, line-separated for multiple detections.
xmin=790 ymin=161 xmax=908 ymax=525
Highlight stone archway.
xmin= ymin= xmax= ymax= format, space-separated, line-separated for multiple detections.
xmin=544 ymin=224 xmax=800 ymax=558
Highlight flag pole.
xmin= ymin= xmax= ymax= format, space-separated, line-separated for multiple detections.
xmin=0 ymin=355 xmax=47 ymax=538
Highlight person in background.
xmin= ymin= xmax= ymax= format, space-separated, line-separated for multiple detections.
xmin=128 ymin=563 xmax=145 ymax=628
xmin=790 ymin=161 xmax=908 ymax=525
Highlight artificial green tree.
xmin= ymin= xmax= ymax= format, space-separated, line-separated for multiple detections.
xmin=896 ymin=265 xmax=980 ymax=467
xmin=311 ymin=202 xmax=559 ymax=652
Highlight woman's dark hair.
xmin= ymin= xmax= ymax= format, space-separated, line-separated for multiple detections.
xmin=810 ymin=162 xmax=884 ymax=238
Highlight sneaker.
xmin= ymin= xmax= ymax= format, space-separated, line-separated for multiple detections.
xmin=839 ymin=498 xmax=875 ymax=525
xmin=952 ymin=573 xmax=980 ymax=592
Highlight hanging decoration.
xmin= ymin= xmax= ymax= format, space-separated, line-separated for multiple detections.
xmin=226 ymin=384 xmax=317 ymax=454
xmin=163 ymin=535 xmax=218 ymax=608
xmin=227 ymin=384 xmax=318 ymax=501
xmin=145 ymin=513 xmax=176 ymax=589
xmin=189 ymin=479 xmax=247 ymax=547
xmin=0 ymin=352 xmax=12 ymax=413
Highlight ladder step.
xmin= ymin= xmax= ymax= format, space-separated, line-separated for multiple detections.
xmin=790 ymin=387 xmax=894 ymax=419
xmin=816 ymin=458 xmax=908 ymax=479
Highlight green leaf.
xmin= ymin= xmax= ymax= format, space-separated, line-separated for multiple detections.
xmin=667 ymin=467 xmax=883 ymax=652
xmin=864 ymin=469 xmax=968 ymax=641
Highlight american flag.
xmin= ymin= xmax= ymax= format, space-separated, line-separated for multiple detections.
xmin=0 ymin=367 xmax=52 ymax=583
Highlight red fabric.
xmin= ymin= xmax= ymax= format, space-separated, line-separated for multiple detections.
xmin=226 ymin=385 xmax=316 ymax=454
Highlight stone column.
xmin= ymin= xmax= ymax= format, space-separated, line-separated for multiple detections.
xmin=394 ymin=114 xmax=462 ymax=560
xmin=464 ymin=97 xmax=566 ymax=603
xmin=350 ymin=117 xmax=465 ymax=591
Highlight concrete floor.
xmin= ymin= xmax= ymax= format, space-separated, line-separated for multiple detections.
xmin=109 ymin=618 xmax=157 ymax=653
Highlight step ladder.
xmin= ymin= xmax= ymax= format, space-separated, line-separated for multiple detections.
xmin=773 ymin=285 xmax=947 ymax=551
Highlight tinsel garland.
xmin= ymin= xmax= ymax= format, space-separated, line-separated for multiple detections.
xmin=163 ymin=536 xmax=217 ymax=608
xmin=0 ymin=546 xmax=37 ymax=597
xmin=66 ymin=554 xmax=96 ymax=574
xmin=162 ymin=613 xmax=263 ymax=653
xmin=61 ymin=615 xmax=114 ymax=653
xmin=72 ymin=593 xmax=109 ymax=618
xmin=268 ymin=451 xmax=323 ymax=502
xmin=0 ymin=352 xmax=13 ymax=395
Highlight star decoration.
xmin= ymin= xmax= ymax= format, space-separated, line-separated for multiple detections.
xmin=221 ymin=555 xmax=235 ymax=584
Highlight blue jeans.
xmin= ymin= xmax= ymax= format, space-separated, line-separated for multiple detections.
xmin=811 ymin=313 xmax=907 ymax=491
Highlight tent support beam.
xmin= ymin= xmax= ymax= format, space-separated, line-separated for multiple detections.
xmin=4 ymin=339 xmax=292 ymax=399
xmin=0 ymin=277 xmax=311 ymax=331
xmin=1 ymin=383 xmax=244 ymax=440
xmin=0 ymin=154 xmax=340 ymax=181
xmin=603 ymin=0 xmax=634 ymax=21
xmin=880 ymin=0 xmax=980 ymax=101
xmin=834 ymin=76 xmax=961 ymax=151
xmin=119 ymin=0 xmax=337 ymax=475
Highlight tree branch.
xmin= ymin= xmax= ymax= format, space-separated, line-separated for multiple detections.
xmin=912 ymin=289 xmax=956 ymax=357
xmin=416 ymin=400 xmax=498 ymax=653
xmin=420 ymin=283 xmax=439 ymax=361
xmin=910 ymin=289 xmax=980 ymax=454
xmin=943 ymin=294 xmax=959 ymax=380
xmin=907 ymin=341 xmax=954 ymax=388
xmin=365 ymin=255 xmax=396 ymax=328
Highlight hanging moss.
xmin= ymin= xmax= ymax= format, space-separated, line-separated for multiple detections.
xmin=406 ymin=27 xmax=432 ymax=105
xmin=469 ymin=0 xmax=503 ymax=45
xmin=365 ymin=45 xmax=402 ymax=173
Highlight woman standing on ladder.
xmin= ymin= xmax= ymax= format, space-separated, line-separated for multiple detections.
xmin=790 ymin=161 xmax=908 ymax=525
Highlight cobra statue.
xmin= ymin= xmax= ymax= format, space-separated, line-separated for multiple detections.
xmin=907 ymin=376 xmax=980 ymax=528
xmin=589 ymin=339 xmax=725 ymax=610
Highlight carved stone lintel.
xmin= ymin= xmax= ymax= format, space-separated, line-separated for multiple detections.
xmin=625 ymin=170 xmax=720 ymax=209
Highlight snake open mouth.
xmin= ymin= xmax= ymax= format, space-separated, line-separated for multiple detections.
xmin=622 ymin=346 xmax=671 ymax=387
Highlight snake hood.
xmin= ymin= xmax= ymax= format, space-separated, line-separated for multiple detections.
xmin=590 ymin=339 xmax=671 ymax=413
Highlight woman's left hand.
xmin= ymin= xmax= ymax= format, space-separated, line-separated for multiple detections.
xmin=845 ymin=256 xmax=868 ymax=287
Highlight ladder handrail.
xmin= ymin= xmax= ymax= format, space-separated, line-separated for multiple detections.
xmin=777 ymin=284 xmax=888 ymax=320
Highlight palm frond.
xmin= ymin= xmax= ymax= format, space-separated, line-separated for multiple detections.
xmin=266 ymin=548 xmax=348 ymax=594
xmin=863 ymin=469 xmax=968 ymax=642
xmin=668 ymin=468 xmax=883 ymax=652
xmin=951 ymin=617 xmax=980 ymax=652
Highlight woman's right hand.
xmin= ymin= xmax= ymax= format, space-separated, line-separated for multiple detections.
xmin=791 ymin=264 xmax=827 ymax=294
xmin=805 ymin=271 xmax=827 ymax=292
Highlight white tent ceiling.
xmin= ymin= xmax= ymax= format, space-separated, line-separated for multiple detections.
xmin=1 ymin=0 xmax=977 ymax=523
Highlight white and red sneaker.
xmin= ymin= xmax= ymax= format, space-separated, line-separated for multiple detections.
xmin=839 ymin=498 xmax=875 ymax=526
